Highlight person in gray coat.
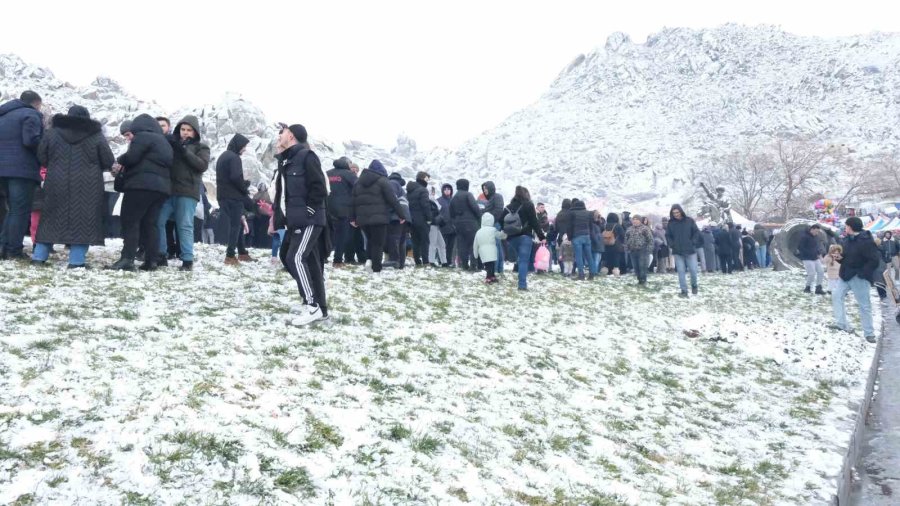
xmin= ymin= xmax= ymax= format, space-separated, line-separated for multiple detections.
xmin=701 ymin=226 xmax=717 ymax=273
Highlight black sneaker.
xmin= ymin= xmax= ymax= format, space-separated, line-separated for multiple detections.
xmin=679 ymin=291 xmax=689 ymax=298
xmin=691 ymin=285 xmax=698 ymax=295
xmin=179 ymin=261 xmax=193 ymax=272
xmin=814 ymin=285 xmax=825 ymax=295
xmin=157 ymin=254 xmax=169 ymax=267
xmin=803 ymin=286 xmax=811 ymax=293
xmin=865 ymin=334 xmax=877 ymax=344
xmin=139 ymin=261 xmax=158 ymax=272
xmin=67 ymin=264 xmax=88 ymax=270
xmin=30 ymin=259 xmax=47 ymax=267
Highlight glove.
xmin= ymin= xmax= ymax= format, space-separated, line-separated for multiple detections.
xmin=306 ymin=206 xmax=316 ymax=218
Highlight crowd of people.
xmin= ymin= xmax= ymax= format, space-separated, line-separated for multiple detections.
xmin=0 ymin=91 xmax=884 ymax=337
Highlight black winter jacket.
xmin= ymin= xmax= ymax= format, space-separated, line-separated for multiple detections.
xmin=480 ymin=181 xmax=504 ymax=222
xmin=840 ymin=231 xmax=881 ymax=283
xmin=116 ymin=114 xmax=173 ymax=194
xmin=351 ymin=168 xmax=406 ymax=227
xmin=406 ymin=178 xmax=433 ymax=226
xmin=797 ymin=229 xmax=822 ymax=261
xmin=215 ymin=134 xmax=250 ymax=202
xmin=437 ymin=184 xmax=455 ymax=234
xmin=449 ymin=179 xmax=481 ymax=232
xmin=326 ymin=158 xmax=357 ymax=218
xmin=567 ymin=200 xmax=593 ymax=239
xmin=664 ymin=205 xmax=700 ymax=256
xmin=273 ymin=143 xmax=327 ymax=230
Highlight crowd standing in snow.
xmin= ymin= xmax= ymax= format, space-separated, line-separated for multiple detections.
xmin=0 ymin=90 xmax=882 ymax=337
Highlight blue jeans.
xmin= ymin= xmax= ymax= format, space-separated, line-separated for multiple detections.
xmin=0 ymin=177 xmax=38 ymax=256
xmin=510 ymin=235 xmax=533 ymax=289
xmin=573 ymin=235 xmax=595 ymax=276
xmin=157 ymin=196 xmax=197 ymax=261
xmin=271 ymin=229 xmax=285 ymax=257
xmin=592 ymin=252 xmax=602 ymax=273
xmin=33 ymin=243 xmax=88 ymax=266
xmin=756 ymin=245 xmax=767 ymax=268
xmin=494 ymin=222 xmax=504 ymax=273
xmin=674 ymin=253 xmax=699 ymax=292
xmin=832 ymin=276 xmax=875 ymax=337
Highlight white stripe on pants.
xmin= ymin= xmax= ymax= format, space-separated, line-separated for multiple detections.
xmin=293 ymin=226 xmax=316 ymax=305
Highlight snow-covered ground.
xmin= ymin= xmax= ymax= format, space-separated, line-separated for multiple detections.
xmin=0 ymin=244 xmax=880 ymax=505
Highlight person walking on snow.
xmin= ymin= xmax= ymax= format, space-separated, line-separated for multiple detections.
xmin=665 ymin=204 xmax=701 ymax=297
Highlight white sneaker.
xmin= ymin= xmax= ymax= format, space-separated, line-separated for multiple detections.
xmin=365 ymin=260 xmax=373 ymax=273
xmin=291 ymin=305 xmax=324 ymax=326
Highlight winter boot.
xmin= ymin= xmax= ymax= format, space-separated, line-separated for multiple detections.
xmin=238 ymin=253 xmax=255 ymax=262
xmin=224 ymin=256 xmax=239 ymax=266
xmin=156 ymin=254 xmax=168 ymax=267
xmin=691 ymin=285 xmax=698 ymax=295
xmin=814 ymin=285 xmax=825 ymax=295
xmin=108 ymin=257 xmax=136 ymax=271
xmin=577 ymin=273 xmax=586 ymax=281
xmin=679 ymin=290 xmax=689 ymax=298
xmin=803 ymin=286 xmax=811 ymax=293
xmin=139 ymin=260 xmax=158 ymax=272
xmin=179 ymin=261 xmax=193 ymax=272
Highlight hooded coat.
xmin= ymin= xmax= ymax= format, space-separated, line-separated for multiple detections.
xmin=604 ymin=212 xmax=626 ymax=252
xmin=480 ymin=181 xmax=504 ymax=222
xmin=116 ymin=114 xmax=173 ymax=194
xmin=326 ymin=157 xmax=357 ymax=218
xmin=169 ymin=115 xmax=210 ymax=198
xmin=664 ymin=204 xmax=700 ymax=256
xmin=555 ymin=199 xmax=573 ymax=241
xmin=35 ymin=113 xmax=115 ymax=246
xmin=351 ymin=161 xmax=407 ymax=227
xmin=0 ymin=99 xmax=44 ymax=180
xmin=473 ymin=213 xmax=504 ymax=263
xmin=449 ymin=179 xmax=481 ymax=233
xmin=437 ymin=183 xmax=455 ymax=234
xmin=215 ymin=133 xmax=251 ymax=202
xmin=406 ymin=175 xmax=433 ymax=225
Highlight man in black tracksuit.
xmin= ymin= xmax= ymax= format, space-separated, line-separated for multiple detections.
xmin=449 ymin=179 xmax=481 ymax=271
xmin=273 ymin=124 xmax=328 ymax=325
xmin=216 ymin=133 xmax=252 ymax=264
xmin=326 ymin=157 xmax=356 ymax=266
xmin=406 ymin=171 xmax=433 ymax=266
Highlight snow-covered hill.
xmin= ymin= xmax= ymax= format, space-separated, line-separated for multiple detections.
xmin=424 ymin=24 xmax=900 ymax=212
xmin=5 ymin=24 xmax=900 ymax=212
xmin=0 ymin=54 xmax=424 ymax=200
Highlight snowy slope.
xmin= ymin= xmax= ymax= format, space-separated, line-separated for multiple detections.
xmin=423 ymin=25 xmax=900 ymax=211
xmin=0 ymin=246 xmax=881 ymax=505
xmin=0 ymin=55 xmax=426 ymax=200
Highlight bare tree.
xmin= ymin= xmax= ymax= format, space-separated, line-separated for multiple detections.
xmin=770 ymin=139 xmax=837 ymax=221
xmin=693 ymin=147 xmax=779 ymax=221
xmin=865 ymin=151 xmax=900 ymax=200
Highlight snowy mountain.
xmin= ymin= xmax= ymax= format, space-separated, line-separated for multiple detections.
xmin=4 ymin=24 xmax=900 ymax=212
xmin=423 ymin=24 xmax=900 ymax=213
xmin=0 ymin=54 xmax=424 ymax=200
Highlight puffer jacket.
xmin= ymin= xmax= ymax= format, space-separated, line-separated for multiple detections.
xmin=473 ymin=213 xmax=503 ymax=262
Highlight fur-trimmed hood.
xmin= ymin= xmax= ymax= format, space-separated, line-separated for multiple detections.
xmin=51 ymin=113 xmax=103 ymax=144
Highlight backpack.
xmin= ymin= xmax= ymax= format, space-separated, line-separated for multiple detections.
xmin=503 ymin=205 xmax=523 ymax=236
xmin=602 ymin=229 xmax=616 ymax=246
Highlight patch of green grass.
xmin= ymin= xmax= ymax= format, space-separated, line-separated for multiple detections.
xmin=163 ymin=431 xmax=243 ymax=463
xmin=410 ymin=433 xmax=442 ymax=455
xmin=303 ymin=413 xmax=344 ymax=451
xmin=274 ymin=467 xmax=316 ymax=498
xmin=384 ymin=423 xmax=412 ymax=442
xmin=448 ymin=487 xmax=470 ymax=502
xmin=46 ymin=473 xmax=68 ymax=488
xmin=121 ymin=491 xmax=154 ymax=506
xmin=29 ymin=338 xmax=65 ymax=352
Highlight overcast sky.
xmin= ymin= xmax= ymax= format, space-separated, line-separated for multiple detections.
xmin=3 ymin=1 xmax=898 ymax=149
